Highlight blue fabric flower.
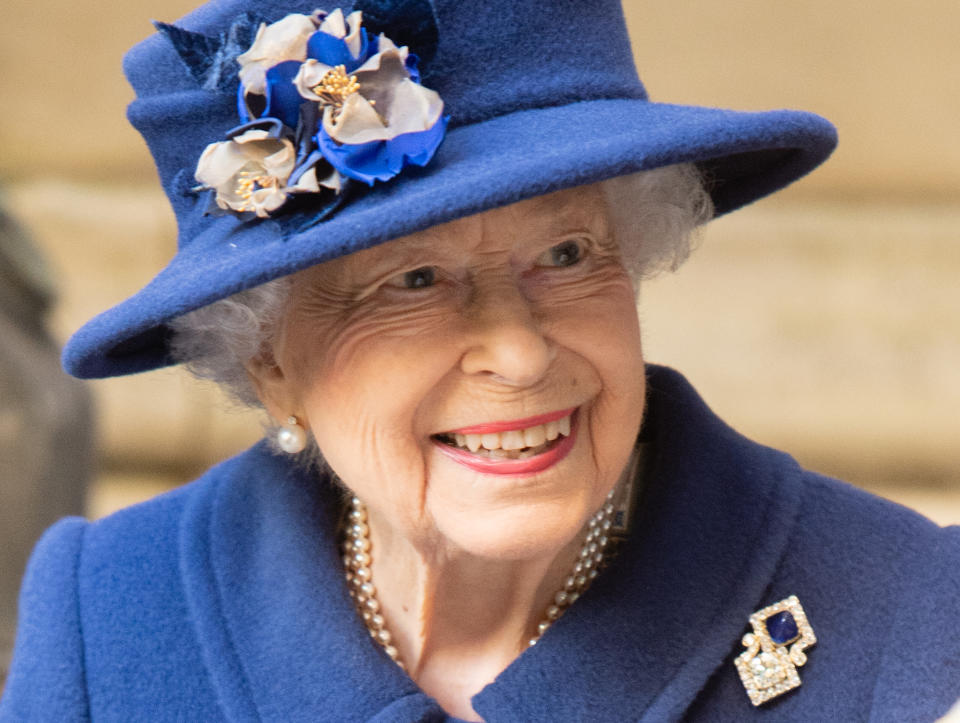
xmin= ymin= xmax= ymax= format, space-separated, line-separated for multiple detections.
xmin=198 ymin=8 xmax=446 ymax=216
xmin=262 ymin=61 xmax=305 ymax=129
xmin=305 ymin=10 xmax=375 ymax=72
xmin=316 ymin=114 xmax=448 ymax=184
xmin=295 ymin=37 xmax=446 ymax=186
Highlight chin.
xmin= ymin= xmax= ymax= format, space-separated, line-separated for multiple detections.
xmin=420 ymin=419 xmax=624 ymax=560
xmin=427 ymin=485 xmax=602 ymax=562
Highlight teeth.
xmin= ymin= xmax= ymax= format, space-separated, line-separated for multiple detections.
xmin=443 ymin=413 xmax=573 ymax=454
xmin=454 ymin=441 xmax=551 ymax=460
xmin=522 ymin=424 xmax=546 ymax=448
xmin=544 ymin=420 xmax=560 ymax=441
xmin=501 ymin=430 xmax=525 ymax=450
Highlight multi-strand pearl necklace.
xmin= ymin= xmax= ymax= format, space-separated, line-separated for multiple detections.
xmin=341 ymin=489 xmax=618 ymax=670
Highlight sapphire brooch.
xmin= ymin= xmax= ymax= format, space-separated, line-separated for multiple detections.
xmin=735 ymin=595 xmax=817 ymax=706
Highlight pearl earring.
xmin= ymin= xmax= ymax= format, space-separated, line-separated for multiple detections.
xmin=277 ymin=415 xmax=307 ymax=454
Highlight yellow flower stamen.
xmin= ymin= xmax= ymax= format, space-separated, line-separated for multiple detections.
xmin=235 ymin=170 xmax=281 ymax=212
xmin=312 ymin=65 xmax=361 ymax=113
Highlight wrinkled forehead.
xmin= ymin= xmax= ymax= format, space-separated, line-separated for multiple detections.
xmin=301 ymin=184 xmax=612 ymax=284
xmin=400 ymin=183 xmax=611 ymax=249
xmin=504 ymin=183 xmax=611 ymax=226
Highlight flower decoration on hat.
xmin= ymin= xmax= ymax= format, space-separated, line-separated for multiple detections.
xmin=194 ymin=119 xmax=342 ymax=218
xmin=170 ymin=8 xmax=446 ymax=219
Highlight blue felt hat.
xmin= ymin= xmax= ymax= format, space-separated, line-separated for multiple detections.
xmin=63 ymin=0 xmax=837 ymax=379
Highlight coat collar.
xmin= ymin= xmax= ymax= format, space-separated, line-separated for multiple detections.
xmin=179 ymin=365 xmax=805 ymax=721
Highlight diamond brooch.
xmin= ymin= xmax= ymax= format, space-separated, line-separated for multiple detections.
xmin=735 ymin=595 xmax=816 ymax=706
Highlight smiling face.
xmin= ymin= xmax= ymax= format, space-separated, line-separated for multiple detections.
xmin=252 ymin=183 xmax=646 ymax=561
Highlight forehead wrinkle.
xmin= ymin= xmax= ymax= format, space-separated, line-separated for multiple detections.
xmin=358 ymin=222 xmax=473 ymax=269
xmin=349 ymin=184 xmax=613 ymax=272
xmin=470 ymin=195 xmax=607 ymax=256
xmin=517 ymin=184 xmax=608 ymax=220
xmin=427 ymin=187 xmax=610 ymax=249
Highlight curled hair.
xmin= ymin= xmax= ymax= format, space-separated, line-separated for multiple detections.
xmin=603 ymin=163 xmax=714 ymax=281
xmin=170 ymin=163 xmax=713 ymax=415
xmin=170 ymin=277 xmax=291 ymax=409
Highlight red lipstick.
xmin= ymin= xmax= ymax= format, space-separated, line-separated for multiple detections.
xmin=443 ymin=407 xmax=576 ymax=436
xmin=433 ymin=410 xmax=579 ymax=476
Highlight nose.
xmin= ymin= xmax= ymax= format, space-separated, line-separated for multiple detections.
xmin=459 ymin=279 xmax=554 ymax=386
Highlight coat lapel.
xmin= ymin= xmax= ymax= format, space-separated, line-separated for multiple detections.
xmin=179 ymin=445 xmax=444 ymax=721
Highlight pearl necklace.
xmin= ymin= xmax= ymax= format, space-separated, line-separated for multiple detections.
xmin=341 ymin=489 xmax=618 ymax=670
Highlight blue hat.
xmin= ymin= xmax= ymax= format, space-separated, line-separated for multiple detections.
xmin=63 ymin=0 xmax=837 ymax=379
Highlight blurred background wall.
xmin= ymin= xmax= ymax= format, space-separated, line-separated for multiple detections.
xmin=0 ymin=0 xmax=957 ymax=645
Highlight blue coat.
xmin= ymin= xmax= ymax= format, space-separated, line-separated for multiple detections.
xmin=3 ymin=366 xmax=958 ymax=721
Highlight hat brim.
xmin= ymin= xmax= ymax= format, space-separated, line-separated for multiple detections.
xmin=63 ymin=97 xmax=836 ymax=379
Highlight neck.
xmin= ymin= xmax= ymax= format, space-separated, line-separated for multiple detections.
xmin=370 ymin=515 xmax=584 ymax=720
xmin=342 ymin=490 xmax=619 ymax=721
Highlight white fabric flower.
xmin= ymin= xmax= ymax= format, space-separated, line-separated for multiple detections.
xmin=237 ymin=14 xmax=317 ymax=95
xmin=189 ymin=8 xmax=445 ymax=215
xmin=195 ymin=129 xmax=297 ymax=217
xmin=196 ymin=128 xmax=342 ymax=217
xmin=338 ymin=51 xmax=442 ymax=145
xmin=291 ymin=163 xmax=343 ymax=195
xmin=317 ymin=9 xmax=365 ymax=59
xmin=294 ymin=47 xmax=441 ymax=145
xmin=294 ymin=35 xmax=405 ymax=96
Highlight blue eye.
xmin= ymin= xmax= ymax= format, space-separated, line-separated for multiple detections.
xmin=402 ymin=266 xmax=436 ymax=288
xmin=537 ymin=239 xmax=584 ymax=268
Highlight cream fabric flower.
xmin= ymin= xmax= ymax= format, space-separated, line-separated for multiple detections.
xmin=327 ymin=51 xmax=443 ymax=145
xmin=190 ymin=8 xmax=445 ymax=215
xmin=293 ymin=35 xmax=404 ymax=98
xmin=196 ymin=128 xmax=343 ymax=217
xmin=237 ymin=14 xmax=317 ymax=95
xmin=317 ymin=9 xmax=364 ymax=59
xmin=291 ymin=162 xmax=343 ymax=195
xmin=295 ymin=46 xmax=441 ymax=145
xmin=195 ymin=129 xmax=297 ymax=218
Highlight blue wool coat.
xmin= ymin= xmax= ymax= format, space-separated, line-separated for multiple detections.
xmin=2 ymin=366 xmax=959 ymax=721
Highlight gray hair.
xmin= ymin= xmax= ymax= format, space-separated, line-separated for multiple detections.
xmin=170 ymin=163 xmax=714 ymax=419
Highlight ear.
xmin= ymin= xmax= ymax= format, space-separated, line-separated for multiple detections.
xmin=245 ymin=352 xmax=304 ymax=426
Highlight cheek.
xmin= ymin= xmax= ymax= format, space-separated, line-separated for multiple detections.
xmin=289 ymin=298 xmax=457 ymax=411
xmin=541 ymin=271 xmax=644 ymax=376
xmin=282 ymin=301 xmax=466 ymax=526
xmin=544 ymin=273 xmax=645 ymax=477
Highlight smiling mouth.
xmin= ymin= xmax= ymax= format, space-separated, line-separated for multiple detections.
xmin=433 ymin=411 xmax=574 ymax=460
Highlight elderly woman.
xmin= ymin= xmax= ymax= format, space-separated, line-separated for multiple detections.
xmin=2 ymin=0 xmax=959 ymax=720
